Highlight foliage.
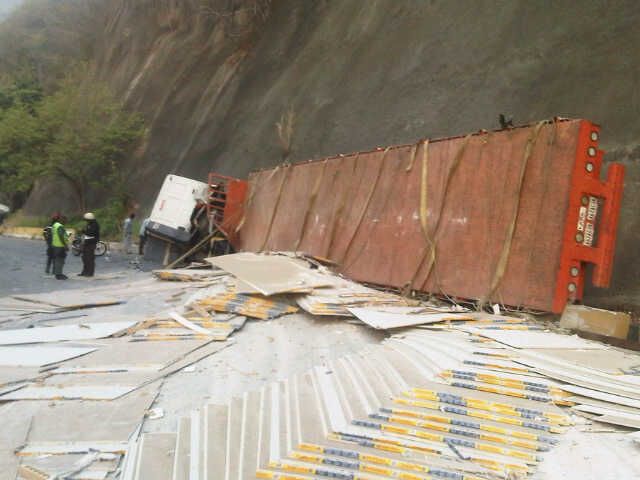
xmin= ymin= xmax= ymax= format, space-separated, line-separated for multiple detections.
xmin=0 ymin=0 xmax=110 ymax=92
xmin=38 ymin=65 xmax=145 ymax=212
xmin=0 ymin=77 xmax=47 ymax=207
xmin=0 ymin=74 xmax=43 ymax=112
xmin=3 ymin=210 xmax=49 ymax=228
xmin=0 ymin=1 xmax=144 ymax=231
xmin=67 ymin=200 xmax=139 ymax=241
xmin=0 ymin=64 xmax=145 ymax=213
xmin=92 ymin=197 xmax=130 ymax=240
xmin=10 ymin=200 xmax=131 ymax=241
xmin=21 ymin=192 xmax=134 ymax=242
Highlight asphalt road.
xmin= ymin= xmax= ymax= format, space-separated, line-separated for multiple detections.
xmin=0 ymin=235 xmax=157 ymax=297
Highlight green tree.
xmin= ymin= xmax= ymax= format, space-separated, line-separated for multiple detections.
xmin=0 ymin=65 xmax=144 ymax=214
xmin=38 ymin=68 xmax=144 ymax=212
xmin=0 ymin=106 xmax=46 ymax=207
xmin=0 ymin=75 xmax=46 ymax=208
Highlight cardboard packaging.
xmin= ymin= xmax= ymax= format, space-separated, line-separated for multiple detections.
xmin=560 ymin=304 xmax=630 ymax=340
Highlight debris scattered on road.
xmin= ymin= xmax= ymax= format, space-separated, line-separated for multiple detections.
xmin=1 ymin=251 xmax=638 ymax=479
xmin=152 ymin=268 xmax=227 ymax=282
xmin=347 ymin=305 xmax=473 ymax=329
xmin=206 ymin=252 xmax=334 ymax=295
xmin=0 ymin=321 xmax=137 ymax=346
xmin=560 ymin=304 xmax=631 ymax=340
xmin=146 ymin=407 xmax=164 ymax=420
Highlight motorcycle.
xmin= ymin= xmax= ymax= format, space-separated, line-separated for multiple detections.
xmin=71 ymin=234 xmax=108 ymax=257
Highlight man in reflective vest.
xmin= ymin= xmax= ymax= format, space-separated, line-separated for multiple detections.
xmin=43 ymin=213 xmax=60 ymax=275
xmin=51 ymin=216 xmax=69 ymax=280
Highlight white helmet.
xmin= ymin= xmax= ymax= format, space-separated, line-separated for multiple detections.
xmin=83 ymin=212 xmax=95 ymax=220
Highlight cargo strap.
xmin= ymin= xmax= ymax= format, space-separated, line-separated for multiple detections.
xmin=260 ymin=164 xmax=292 ymax=251
xmin=405 ymin=139 xmax=424 ymax=172
xmin=340 ymin=148 xmax=390 ymax=263
xmin=419 ymin=139 xmax=432 ymax=259
xmin=409 ymin=135 xmax=472 ymax=290
xmin=344 ymin=146 xmax=410 ymax=271
xmin=235 ymin=165 xmax=281 ymax=234
xmin=478 ymin=121 xmax=546 ymax=309
xmin=294 ymin=159 xmax=329 ymax=251
xmin=324 ymin=154 xmax=361 ymax=258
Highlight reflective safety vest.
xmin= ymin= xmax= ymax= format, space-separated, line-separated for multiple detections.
xmin=51 ymin=222 xmax=68 ymax=248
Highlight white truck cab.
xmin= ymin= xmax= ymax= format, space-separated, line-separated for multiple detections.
xmin=146 ymin=175 xmax=208 ymax=243
xmin=0 ymin=203 xmax=9 ymax=225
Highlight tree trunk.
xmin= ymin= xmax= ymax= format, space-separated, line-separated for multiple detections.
xmin=78 ymin=185 xmax=86 ymax=213
xmin=54 ymin=167 xmax=86 ymax=213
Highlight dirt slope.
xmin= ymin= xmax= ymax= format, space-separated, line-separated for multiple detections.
xmin=20 ymin=0 xmax=640 ymax=307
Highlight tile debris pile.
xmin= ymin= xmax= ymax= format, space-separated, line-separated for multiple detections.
xmin=206 ymin=252 xmax=413 ymax=320
xmin=0 ymin=291 xmax=123 ymax=324
xmin=152 ymin=268 xmax=228 ymax=283
xmin=2 ymin=252 xmax=640 ymax=479
xmin=126 ymin=324 xmax=640 ymax=480
xmin=0 ymin=277 xmax=232 ymax=479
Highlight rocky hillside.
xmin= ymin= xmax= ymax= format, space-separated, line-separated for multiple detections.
xmin=7 ymin=0 xmax=640 ymax=307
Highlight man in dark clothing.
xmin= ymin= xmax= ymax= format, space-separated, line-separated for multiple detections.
xmin=43 ymin=214 xmax=59 ymax=275
xmin=79 ymin=212 xmax=100 ymax=277
xmin=51 ymin=215 xmax=69 ymax=280
xmin=190 ymin=200 xmax=207 ymax=232
xmin=189 ymin=200 xmax=208 ymax=247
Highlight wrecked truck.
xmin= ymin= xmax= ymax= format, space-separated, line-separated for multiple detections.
xmin=150 ymin=118 xmax=623 ymax=314
xmin=143 ymin=173 xmax=247 ymax=264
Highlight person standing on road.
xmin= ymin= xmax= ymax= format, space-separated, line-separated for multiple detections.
xmin=51 ymin=215 xmax=69 ymax=280
xmin=43 ymin=213 xmax=58 ymax=275
xmin=138 ymin=217 xmax=150 ymax=255
xmin=123 ymin=213 xmax=135 ymax=254
xmin=79 ymin=212 xmax=100 ymax=277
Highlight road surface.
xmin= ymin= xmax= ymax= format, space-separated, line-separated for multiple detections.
xmin=0 ymin=235 xmax=157 ymax=296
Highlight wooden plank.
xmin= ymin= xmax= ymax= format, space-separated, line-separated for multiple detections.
xmin=168 ymin=312 xmax=214 ymax=336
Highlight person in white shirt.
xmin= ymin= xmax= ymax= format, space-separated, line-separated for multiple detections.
xmin=138 ymin=217 xmax=150 ymax=255
xmin=123 ymin=213 xmax=135 ymax=254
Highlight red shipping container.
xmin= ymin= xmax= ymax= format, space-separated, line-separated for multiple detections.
xmin=235 ymin=119 xmax=624 ymax=312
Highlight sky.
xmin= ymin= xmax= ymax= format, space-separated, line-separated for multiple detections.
xmin=0 ymin=0 xmax=25 ymax=20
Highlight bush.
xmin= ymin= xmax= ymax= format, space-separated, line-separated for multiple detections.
xmin=85 ymin=198 xmax=127 ymax=241
xmin=4 ymin=210 xmax=49 ymax=228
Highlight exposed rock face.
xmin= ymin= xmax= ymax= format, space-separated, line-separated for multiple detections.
xmin=18 ymin=0 xmax=640 ymax=307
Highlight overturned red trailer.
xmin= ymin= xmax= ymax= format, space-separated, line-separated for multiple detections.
xmin=222 ymin=118 xmax=624 ymax=313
